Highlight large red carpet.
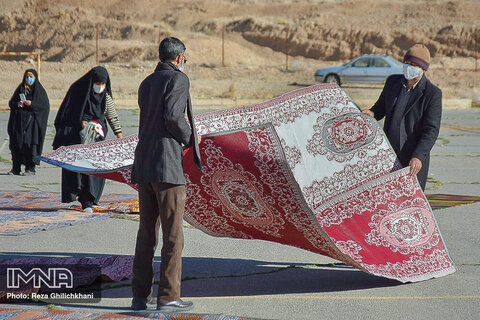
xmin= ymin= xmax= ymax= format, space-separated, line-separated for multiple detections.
xmin=37 ymin=84 xmax=456 ymax=283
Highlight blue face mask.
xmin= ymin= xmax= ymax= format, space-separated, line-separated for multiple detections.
xmin=25 ymin=77 xmax=35 ymax=85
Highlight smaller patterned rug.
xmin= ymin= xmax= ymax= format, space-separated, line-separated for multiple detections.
xmin=0 ymin=191 xmax=139 ymax=213
xmin=425 ymin=194 xmax=480 ymax=210
xmin=0 ymin=191 xmax=139 ymax=235
xmin=0 ymin=308 xmax=259 ymax=319
xmin=0 ymin=209 xmax=111 ymax=235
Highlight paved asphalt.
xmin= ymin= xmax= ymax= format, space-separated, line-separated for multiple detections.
xmin=0 ymin=107 xmax=479 ymax=320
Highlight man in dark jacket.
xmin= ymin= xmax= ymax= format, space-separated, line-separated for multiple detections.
xmin=363 ymin=44 xmax=442 ymax=190
xmin=131 ymin=37 xmax=202 ymax=312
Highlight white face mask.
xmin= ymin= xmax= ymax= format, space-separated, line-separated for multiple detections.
xmin=93 ymin=84 xmax=106 ymax=94
xmin=403 ymin=64 xmax=423 ymax=80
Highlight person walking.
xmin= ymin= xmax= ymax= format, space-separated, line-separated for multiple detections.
xmin=363 ymin=44 xmax=442 ymax=190
xmin=130 ymin=37 xmax=202 ymax=312
xmin=52 ymin=66 xmax=123 ymax=212
xmin=7 ymin=69 xmax=50 ymax=176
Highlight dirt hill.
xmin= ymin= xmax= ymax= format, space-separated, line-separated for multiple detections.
xmin=0 ymin=0 xmax=479 ymax=106
xmin=0 ymin=0 xmax=479 ymax=64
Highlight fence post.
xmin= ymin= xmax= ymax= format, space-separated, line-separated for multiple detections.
xmin=95 ymin=24 xmax=99 ymax=64
xmin=222 ymin=24 xmax=225 ymax=67
xmin=285 ymin=27 xmax=289 ymax=71
xmin=37 ymin=52 xmax=41 ymax=80
xmin=349 ymin=24 xmax=354 ymax=59
xmin=476 ymin=27 xmax=478 ymax=72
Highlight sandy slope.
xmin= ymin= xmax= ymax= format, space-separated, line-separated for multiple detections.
xmin=0 ymin=0 xmax=479 ymax=105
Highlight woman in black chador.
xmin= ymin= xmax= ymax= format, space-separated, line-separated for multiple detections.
xmin=53 ymin=66 xmax=123 ymax=212
xmin=8 ymin=69 xmax=50 ymax=176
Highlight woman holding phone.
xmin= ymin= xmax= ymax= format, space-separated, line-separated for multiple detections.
xmin=7 ymin=69 xmax=50 ymax=176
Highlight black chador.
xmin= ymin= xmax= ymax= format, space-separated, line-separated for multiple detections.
xmin=53 ymin=66 xmax=112 ymax=210
xmin=8 ymin=69 xmax=50 ymax=175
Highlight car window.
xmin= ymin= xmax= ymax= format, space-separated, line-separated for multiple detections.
xmin=372 ymin=58 xmax=390 ymax=67
xmin=352 ymin=58 xmax=370 ymax=68
xmin=388 ymin=58 xmax=404 ymax=67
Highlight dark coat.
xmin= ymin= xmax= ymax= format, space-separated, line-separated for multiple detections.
xmin=370 ymin=74 xmax=442 ymax=189
xmin=132 ymin=62 xmax=202 ymax=185
xmin=8 ymin=69 xmax=50 ymax=164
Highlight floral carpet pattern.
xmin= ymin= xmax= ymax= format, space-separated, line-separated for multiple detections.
xmin=37 ymin=84 xmax=456 ymax=282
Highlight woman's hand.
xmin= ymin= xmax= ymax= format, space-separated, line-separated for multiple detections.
xmin=23 ymin=100 xmax=32 ymax=107
xmin=81 ymin=121 xmax=89 ymax=128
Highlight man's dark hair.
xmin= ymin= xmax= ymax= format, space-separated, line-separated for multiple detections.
xmin=159 ymin=37 xmax=186 ymax=62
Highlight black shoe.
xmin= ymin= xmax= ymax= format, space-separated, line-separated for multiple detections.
xmin=22 ymin=170 xmax=35 ymax=176
xmin=156 ymin=299 xmax=194 ymax=313
xmin=7 ymin=170 xmax=21 ymax=176
xmin=131 ymin=296 xmax=154 ymax=310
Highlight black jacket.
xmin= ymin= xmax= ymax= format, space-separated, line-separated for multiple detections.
xmin=132 ymin=62 xmax=202 ymax=185
xmin=370 ymin=74 xmax=442 ymax=189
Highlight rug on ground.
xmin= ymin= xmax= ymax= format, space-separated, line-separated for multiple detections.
xmin=0 ymin=191 xmax=139 ymax=236
xmin=38 ymin=84 xmax=456 ymax=282
xmin=0 ymin=307 xmax=259 ymax=320
xmin=0 ymin=191 xmax=139 ymax=213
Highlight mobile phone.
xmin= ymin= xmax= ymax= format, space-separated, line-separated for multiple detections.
xmin=19 ymin=93 xmax=26 ymax=102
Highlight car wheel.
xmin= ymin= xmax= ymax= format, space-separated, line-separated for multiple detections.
xmin=325 ymin=74 xmax=340 ymax=85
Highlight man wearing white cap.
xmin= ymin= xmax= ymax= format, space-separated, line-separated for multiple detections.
xmin=363 ymin=44 xmax=442 ymax=190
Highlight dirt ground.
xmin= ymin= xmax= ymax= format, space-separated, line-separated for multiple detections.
xmin=0 ymin=0 xmax=479 ymax=108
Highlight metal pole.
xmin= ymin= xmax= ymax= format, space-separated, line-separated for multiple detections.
xmin=476 ymin=27 xmax=478 ymax=72
xmin=37 ymin=53 xmax=41 ymax=80
xmin=222 ymin=24 xmax=225 ymax=67
xmin=285 ymin=27 xmax=289 ymax=71
xmin=350 ymin=24 xmax=354 ymax=59
xmin=96 ymin=24 xmax=99 ymax=64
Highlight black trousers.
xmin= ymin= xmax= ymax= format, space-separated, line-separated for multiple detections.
xmin=61 ymin=169 xmax=105 ymax=209
xmin=11 ymin=144 xmax=36 ymax=173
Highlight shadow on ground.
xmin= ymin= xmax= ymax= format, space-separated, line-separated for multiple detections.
xmin=0 ymin=252 xmax=402 ymax=313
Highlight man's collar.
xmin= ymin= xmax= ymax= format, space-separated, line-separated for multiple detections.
xmin=154 ymin=61 xmax=180 ymax=72
xmin=403 ymin=74 xmax=425 ymax=91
